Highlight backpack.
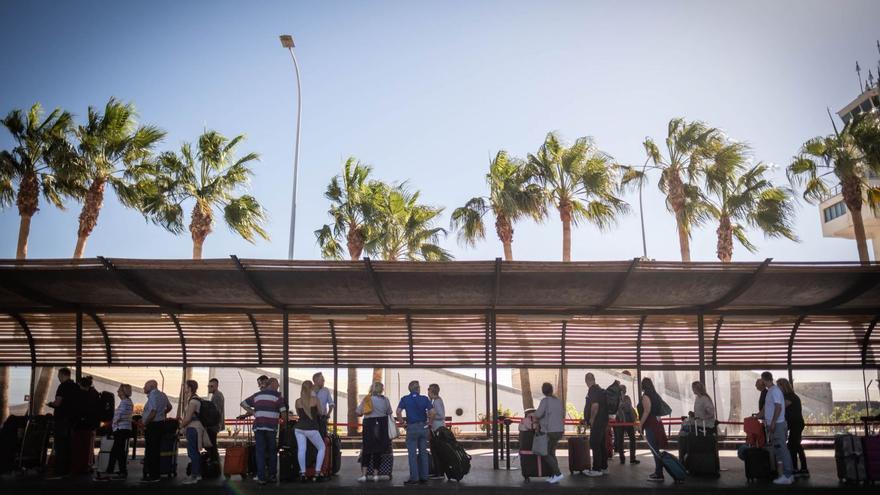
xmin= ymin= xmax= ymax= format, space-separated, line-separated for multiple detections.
xmin=198 ymin=399 xmax=221 ymax=428
xmin=98 ymin=391 xmax=115 ymax=422
xmin=605 ymin=380 xmax=621 ymax=416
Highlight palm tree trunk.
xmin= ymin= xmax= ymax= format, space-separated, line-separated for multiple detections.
xmin=498 ymin=226 xmax=534 ymax=411
xmin=16 ymin=171 xmax=39 ymax=260
xmin=842 ymin=177 xmax=869 ymax=263
xmin=850 ymin=205 xmax=870 ymax=264
xmin=32 ymin=367 xmax=54 ymax=415
xmin=347 ymin=368 xmax=358 ymax=436
xmin=502 ymin=240 xmax=513 ymax=261
xmin=73 ymin=178 xmax=106 ymax=259
xmin=518 ymin=369 xmax=534 ymax=410
xmin=16 ymin=214 xmax=33 ymax=260
xmin=728 ymin=370 xmax=743 ymax=425
xmin=560 ymin=203 xmax=573 ymax=262
xmin=192 ymin=238 xmax=205 ymax=260
xmin=676 ymin=215 xmax=691 ymax=262
xmin=189 ymin=202 xmax=212 ymax=260
xmin=716 ymin=215 xmax=733 ymax=262
xmin=0 ymin=366 xmax=9 ymax=423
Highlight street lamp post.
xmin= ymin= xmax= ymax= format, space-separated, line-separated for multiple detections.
xmin=280 ymin=34 xmax=302 ymax=260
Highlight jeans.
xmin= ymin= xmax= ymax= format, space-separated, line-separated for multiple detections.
xmin=405 ymin=423 xmax=429 ymax=481
xmin=106 ymin=429 xmax=131 ymax=475
xmin=645 ymin=424 xmax=663 ymax=476
xmin=543 ymin=431 xmax=563 ymax=476
xmin=590 ymin=422 xmax=608 ymax=470
xmin=206 ymin=427 xmax=218 ymax=457
xmin=185 ymin=428 xmax=200 ymax=477
xmin=788 ymin=421 xmax=807 ymax=471
xmin=770 ymin=421 xmax=794 ymax=477
xmin=295 ymin=428 xmax=324 ymax=475
xmin=144 ymin=422 xmax=163 ymax=479
xmin=255 ymin=429 xmax=279 ymax=480
xmin=615 ymin=426 xmax=636 ymax=461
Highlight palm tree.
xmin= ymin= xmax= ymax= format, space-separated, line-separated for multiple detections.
xmin=526 ymin=132 xmax=629 ymax=261
xmin=705 ymin=143 xmax=798 ymax=262
xmin=450 ymin=150 xmax=545 ymax=409
xmin=67 ymin=98 xmax=165 ymax=258
xmin=643 ymin=118 xmax=720 ymax=261
xmin=788 ymin=112 xmax=880 ymax=263
xmin=705 ymin=141 xmax=798 ymax=425
xmin=142 ymin=130 xmax=268 ymax=259
xmin=526 ymin=132 xmax=628 ymax=404
xmin=1 ymin=104 xmax=74 ymax=419
xmin=0 ymin=103 xmax=74 ymax=259
xmin=314 ymin=157 xmax=381 ymax=261
xmin=370 ymin=182 xmax=452 ymax=261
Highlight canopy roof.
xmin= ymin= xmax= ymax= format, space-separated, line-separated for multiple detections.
xmin=0 ymin=257 xmax=878 ymax=370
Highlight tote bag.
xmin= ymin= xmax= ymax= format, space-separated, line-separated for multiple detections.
xmin=387 ymin=415 xmax=400 ymax=440
xmin=532 ymin=432 xmax=549 ymax=456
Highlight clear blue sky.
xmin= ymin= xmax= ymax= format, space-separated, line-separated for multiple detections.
xmin=2 ymin=0 xmax=879 ymax=262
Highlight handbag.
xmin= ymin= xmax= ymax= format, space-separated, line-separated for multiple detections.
xmin=658 ymin=397 xmax=673 ymax=417
xmin=387 ymin=414 xmax=400 ymax=440
xmin=532 ymin=431 xmax=549 ymax=456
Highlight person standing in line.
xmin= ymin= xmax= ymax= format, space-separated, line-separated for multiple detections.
xmin=638 ymin=378 xmax=669 ymax=483
xmin=396 ymin=380 xmax=436 ymax=486
xmin=427 ymin=383 xmax=446 ymax=480
xmin=139 ymin=380 xmax=170 ymax=483
xmin=179 ymin=380 xmax=212 ymax=485
xmin=292 ymin=380 xmax=326 ymax=482
xmin=615 ymin=384 xmax=639 ymax=465
xmin=206 ymin=378 xmax=224 ymax=454
xmin=583 ymin=373 xmax=609 ymax=477
xmin=755 ymin=378 xmax=767 ymax=414
xmin=312 ymin=372 xmax=335 ymax=438
xmin=690 ymin=381 xmax=717 ymax=433
xmin=47 ymin=367 xmax=79 ymax=479
xmin=776 ymin=378 xmax=808 ymax=478
xmin=356 ymin=381 xmax=393 ymax=482
xmin=96 ymin=384 xmax=133 ymax=481
xmin=241 ymin=377 xmax=287 ymax=485
xmin=534 ymin=382 xmax=564 ymax=484
xmin=761 ymin=372 xmax=794 ymax=485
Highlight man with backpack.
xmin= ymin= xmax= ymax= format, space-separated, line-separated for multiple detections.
xmin=207 ymin=378 xmax=224 ymax=454
xmin=582 ymin=373 xmax=611 ymax=477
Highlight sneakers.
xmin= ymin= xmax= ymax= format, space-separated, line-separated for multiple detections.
xmin=548 ymin=473 xmax=564 ymax=484
xmin=629 ymin=459 xmax=640 ymax=464
xmin=773 ymin=475 xmax=794 ymax=485
xmin=647 ymin=473 xmax=665 ymax=482
xmin=358 ymin=475 xmax=368 ymax=482
xmin=795 ymin=469 xmax=810 ymax=478
xmin=429 ymin=474 xmax=446 ymax=480
xmin=110 ymin=473 xmax=127 ymax=481
xmin=181 ymin=476 xmax=200 ymax=485
xmin=583 ymin=469 xmax=603 ymax=477
xmin=139 ymin=477 xmax=160 ymax=483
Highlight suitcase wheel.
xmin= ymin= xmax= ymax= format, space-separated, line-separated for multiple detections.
xmin=224 ymin=474 xmax=230 ymax=479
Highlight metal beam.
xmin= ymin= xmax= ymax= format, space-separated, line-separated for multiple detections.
xmin=699 ymin=258 xmax=771 ymax=310
xmin=10 ymin=313 xmax=36 ymax=367
xmin=75 ymin=311 xmax=83 ymax=381
xmin=363 ymin=257 xmax=390 ymax=311
xmin=328 ymin=319 xmax=339 ymax=367
xmin=406 ymin=314 xmax=414 ymax=367
xmin=798 ymin=274 xmax=879 ymax=312
xmin=98 ymin=256 xmax=182 ymax=310
xmin=560 ymin=321 xmax=567 ymax=368
xmin=282 ymin=312 xmax=290 ymax=403
xmin=88 ymin=313 xmax=112 ymax=364
xmin=0 ymin=275 xmax=74 ymax=309
xmin=490 ymin=310 xmax=499 ymax=470
xmin=636 ymin=315 xmax=646 ymax=398
xmin=595 ymin=257 xmax=638 ymax=311
xmin=246 ymin=313 xmax=264 ymax=365
xmin=697 ymin=314 xmax=705 ymax=384
xmin=787 ymin=315 xmax=806 ymax=382
xmin=711 ymin=316 xmax=724 ymax=368
xmin=231 ymin=255 xmax=285 ymax=309
xmin=862 ymin=315 xmax=880 ymax=368
xmin=168 ymin=314 xmax=187 ymax=366
xmin=493 ymin=257 xmax=502 ymax=308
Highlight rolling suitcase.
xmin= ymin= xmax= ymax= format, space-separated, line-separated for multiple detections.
xmin=329 ymin=433 xmax=342 ymax=475
xmin=519 ymin=431 xmax=551 ymax=481
xmin=279 ymin=448 xmax=297 ymax=482
xmin=681 ymin=420 xmax=719 ymax=477
xmin=96 ymin=433 xmax=129 ymax=474
xmin=1 ymin=415 xmax=27 ymax=473
xmin=224 ymin=422 xmax=251 ymax=479
xmin=304 ymin=436 xmax=332 ymax=477
xmin=744 ymin=446 xmax=776 ymax=482
xmin=567 ymin=435 xmax=591 ymax=474
xmin=835 ymin=433 xmax=866 ymax=484
xmin=158 ymin=421 xmax=178 ymax=478
xmin=18 ymin=415 xmax=51 ymax=471
xmin=647 ymin=441 xmax=686 ymax=484
xmin=431 ymin=426 xmax=471 ymax=481
xmin=744 ymin=416 xmax=765 ymax=448
xmin=863 ymin=435 xmax=880 ymax=483
xmin=365 ymin=451 xmax=394 ymax=478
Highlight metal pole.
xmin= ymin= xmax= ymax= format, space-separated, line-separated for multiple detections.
xmin=28 ymin=367 xmax=35 ymax=416
xmin=697 ymin=314 xmax=706 ymax=385
xmin=333 ymin=366 xmax=339 ymax=430
xmin=75 ymin=311 xmax=83 ymax=381
xmin=637 ymin=156 xmax=650 ymax=259
xmin=491 ymin=311 xmax=499 ymax=470
xmin=285 ymin=45 xmax=302 ymax=260
xmin=282 ymin=312 xmax=290 ymax=403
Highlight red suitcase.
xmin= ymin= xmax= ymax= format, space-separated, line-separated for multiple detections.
xmin=70 ymin=430 xmax=95 ymax=475
xmin=568 ymin=435 xmax=591 ymax=474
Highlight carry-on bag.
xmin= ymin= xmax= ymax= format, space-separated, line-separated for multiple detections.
xmin=278 ymin=448 xmax=297 ymax=482
xmin=682 ymin=420 xmax=719 ymax=477
xmin=744 ymin=416 xmax=765 ymax=448
xmin=744 ymin=446 xmax=776 ymax=482
xmin=224 ymin=421 xmax=251 ymax=479
xmin=329 ymin=433 xmax=342 ymax=475
xmin=863 ymin=434 xmax=880 ymax=482
xmin=519 ymin=431 xmax=552 ymax=481
xmin=835 ymin=433 xmax=866 ymax=484
xmin=18 ymin=415 xmax=51 ymax=471
xmin=647 ymin=441 xmax=686 ymax=484
xmin=157 ymin=420 xmax=178 ymax=478
xmin=567 ymin=435 xmax=591 ymax=474
xmin=365 ymin=450 xmax=394 ymax=478
xmin=70 ymin=429 xmax=95 ymax=475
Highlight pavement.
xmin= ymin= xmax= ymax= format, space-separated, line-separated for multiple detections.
xmin=1 ymin=448 xmax=876 ymax=494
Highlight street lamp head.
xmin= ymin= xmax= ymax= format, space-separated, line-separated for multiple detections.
xmin=279 ymin=35 xmax=295 ymax=48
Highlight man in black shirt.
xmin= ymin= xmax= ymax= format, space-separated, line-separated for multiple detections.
xmin=583 ymin=372 xmax=609 ymax=476
xmin=47 ymin=368 xmax=79 ymax=478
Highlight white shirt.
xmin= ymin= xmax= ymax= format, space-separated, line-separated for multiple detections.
xmin=763 ymin=385 xmax=786 ymax=424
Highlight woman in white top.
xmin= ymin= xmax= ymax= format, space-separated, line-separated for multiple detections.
xmin=355 ymin=382 xmax=393 ymax=481
xmin=690 ymin=381 xmax=717 ymax=433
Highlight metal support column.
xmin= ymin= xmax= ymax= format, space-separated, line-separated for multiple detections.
xmin=636 ymin=315 xmax=645 ymax=399
xmin=484 ymin=315 xmax=491 ymax=440
xmin=491 ymin=311 xmax=499 ymax=470
xmin=697 ymin=314 xmax=706 ymax=385
xmin=282 ymin=312 xmax=290 ymax=405
xmin=75 ymin=310 xmax=83 ymax=381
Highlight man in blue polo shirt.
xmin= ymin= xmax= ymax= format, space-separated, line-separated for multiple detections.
xmin=396 ymin=380 xmax=436 ymax=485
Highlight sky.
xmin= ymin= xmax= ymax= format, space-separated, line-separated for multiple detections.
xmin=2 ymin=0 xmax=880 ymax=263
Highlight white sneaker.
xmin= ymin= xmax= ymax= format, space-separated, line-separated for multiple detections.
xmin=548 ymin=474 xmax=563 ymax=484
xmin=773 ymin=475 xmax=794 ymax=485
xmin=600 ymin=469 xmax=609 ymax=476
xmin=358 ymin=475 xmax=368 ymax=482
xmin=372 ymin=475 xmax=380 ymax=481
xmin=583 ymin=469 xmax=603 ymax=477
xmin=181 ymin=476 xmax=199 ymax=485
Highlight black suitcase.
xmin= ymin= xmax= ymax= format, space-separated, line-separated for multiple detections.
xmin=329 ymin=433 xmax=342 ymax=474
xmin=431 ymin=427 xmax=471 ymax=481
xmin=681 ymin=421 xmax=719 ymax=477
xmin=568 ymin=435 xmax=590 ymax=474
xmin=187 ymin=449 xmax=221 ymax=479
xmin=835 ymin=433 xmax=866 ymax=483
xmin=19 ymin=415 xmax=51 ymax=471
xmin=279 ymin=448 xmax=296 ymax=482
xmin=744 ymin=446 xmax=775 ymax=482
xmin=0 ymin=415 xmax=27 ymax=473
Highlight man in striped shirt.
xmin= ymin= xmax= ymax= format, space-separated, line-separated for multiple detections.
xmin=240 ymin=378 xmax=287 ymax=484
